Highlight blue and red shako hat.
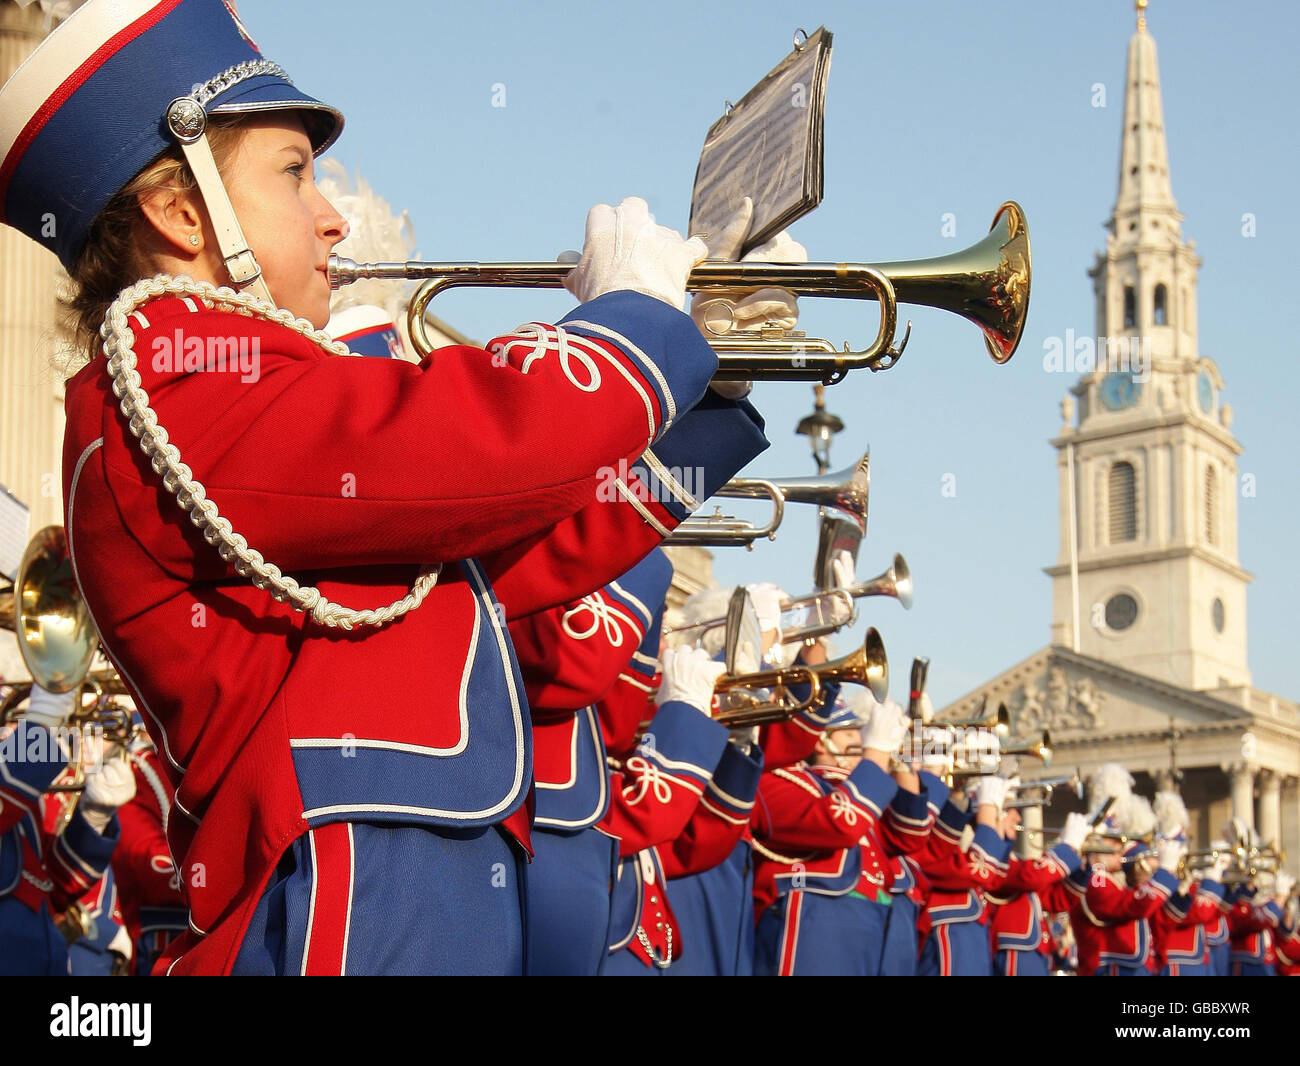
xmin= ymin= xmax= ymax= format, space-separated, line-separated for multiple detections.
xmin=0 ymin=0 xmax=342 ymax=271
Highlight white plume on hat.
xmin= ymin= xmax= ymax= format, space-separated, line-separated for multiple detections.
xmin=317 ymin=160 xmax=417 ymax=325
xmin=1087 ymin=762 xmax=1134 ymax=809
xmin=1153 ymin=790 xmax=1189 ymax=836
xmin=1116 ymin=794 xmax=1156 ymax=838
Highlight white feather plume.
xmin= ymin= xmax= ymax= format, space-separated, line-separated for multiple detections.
xmin=1153 ymin=790 xmax=1189 ymax=835
xmin=1118 ymin=793 xmax=1157 ymax=838
xmin=1087 ymin=762 xmax=1134 ymax=808
xmin=317 ymin=159 xmax=417 ymax=324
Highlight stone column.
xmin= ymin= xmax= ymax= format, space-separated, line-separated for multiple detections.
xmin=1224 ymin=762 xmax=1256 ymax=832
xmin=1257 ymin=770 xmax=1281 ymax=847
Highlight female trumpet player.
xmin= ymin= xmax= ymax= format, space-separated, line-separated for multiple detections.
xmin=0 ymin=0 xmax=768 ymax=974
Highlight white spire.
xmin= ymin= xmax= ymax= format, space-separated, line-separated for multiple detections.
xmin=1111 ymin=0 xmax=1180 ymax=237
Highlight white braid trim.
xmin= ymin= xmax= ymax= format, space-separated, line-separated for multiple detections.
xmin=100 ymin=274 xmax=441 ymax=631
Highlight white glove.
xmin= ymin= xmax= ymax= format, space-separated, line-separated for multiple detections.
xmin=1276 ymin=872 xmax=1296 ymax=899
xmin=1157 ymin=838 xmax=1186 ymax=873
xmin=830 ymin=549 xmax=855 ymax=592
xmin=1206 ymin=854 xmax=1232 ymax=882
xmin=862 ymin=700 xmax=909 ymax=756
xmin=918 ymin=691 xmax=935 ymax=726
xmin=25 ymin=685 xmax=77 ymax=731
xmin=1060 ymin=811 xmax=1091 ymax=852
xmin=973 ymin=775 xmax=1011 ymax=814
xmin=745 ymin=582 xmax=785 ymax=636
xmin=79 ymin=751 xmax=136 ymax=834
xmin=561 ymin=196 xmax=707 ymax=312
xmin=655 ymin=646 xmax=726 ymax=715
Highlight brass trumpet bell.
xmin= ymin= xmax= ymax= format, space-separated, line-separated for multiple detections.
xmin=945 ymin=699 xmax=1012 ymax=741
xmin=2 ymin=527 xmax=98 ymax=694
xmin=1003 ymin=729 xmax=1052 ymax=767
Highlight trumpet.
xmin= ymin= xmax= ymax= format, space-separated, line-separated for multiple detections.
xmin=665 ymin=552 xmax=909 ymax=649
xmin=1005 ymin=768 xmax=1084 ymax=809
xmin=1023 ymin=796 xmax=1119 ymax=844
xmin=944 ymin=699 xmax=1012 ymax=741
xmin=713 ymin=628 xmax=888 ymax=728
xmin=664 ymin=478 xmax=785 ymax=548
xmin=329 ymin=201 xmax=1031 ymax=384
xmin=1002 ymin=729 xmax=1053 ymax=768
xmin=669 ymin=449 xmax=868 ymax=548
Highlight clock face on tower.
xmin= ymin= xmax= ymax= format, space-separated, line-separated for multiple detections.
xmin=1197 ymin=370 xmax=1216 ymax=413
xmin=1100 ymin=371 xmax=1142 ymax=411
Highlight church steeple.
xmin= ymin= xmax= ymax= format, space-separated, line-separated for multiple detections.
xmin=1112 ymin=0 xmax=1180 ymax=239
xmin=1049 ymin=3 xmax=1253 ymax=693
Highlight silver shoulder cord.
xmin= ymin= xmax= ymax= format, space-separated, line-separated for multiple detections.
xmin=100 ymin=275 xmax=440 ymax=630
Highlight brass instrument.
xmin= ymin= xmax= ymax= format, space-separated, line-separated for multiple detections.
xmin=779 ymin=553 xmax=911 ymax=646
xmin=1002 ymin=729 xmax=1052 ymax=768
xmin=665 ymin=551 xmax=909 ymax=649
xmin=1005 ymin=768 xmax=1084 ymax=809
xmin=945 ymin=699 xmax=1012 ymax=741
xmin=669 ymin=447 xmax=867 ymax=548
xmin=329 ymin=201 xmax=1032 ymax=384
xmin=1 ymin=527 xmax=137 ymax=790
xmin=664 ymin=478 xmax=786 ymax=548
xmin=1025 ymin=796 xmax=1119 ymax=845
xmin=713 ymin=627 xmax=888 ymax=728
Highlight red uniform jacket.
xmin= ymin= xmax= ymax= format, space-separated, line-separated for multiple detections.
xmin=1150 ymin=879 xmax=1223 ymax=972
xmin=63 ymin=291 xmax=752 ymax=974
xmin=1226 ymin=889 xmax=1282 ymax=968
xmin=1063 ymin=865 xmax=1178 ymax=975
xmin=987 ymin=844 xmax=1081 ymax=957
xmin=917 ymin=799 xmax=1012 ymax=935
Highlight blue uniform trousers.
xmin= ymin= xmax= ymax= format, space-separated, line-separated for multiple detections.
xmin=0 ymin=896 xmax=69 ymax=976
xmin=995 ymin=948 xmax=1050 ymax=976
xmin=754 ymin=890 xmax=889 ymax=976
xmin=232 ymin=823 xmax=524 ymax=975
xmin=660 ymin=842 xmax=755 ymax=976
xmin=1209 ymin=941 xmax=1230 ymax=976
xmin=523 ymin=826 xmax=618 ymax=976
xmin=918 ymin=920 xmax=994 ymax=976
xmin=880 ymin=894 xmax=920 ymax=975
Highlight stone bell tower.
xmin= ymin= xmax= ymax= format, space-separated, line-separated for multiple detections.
xmin=1047 ymin=0 xmax=1252 ymax=692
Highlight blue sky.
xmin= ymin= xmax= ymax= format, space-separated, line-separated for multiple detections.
xmin=240 ymin=0 xmax=1300 ymax=707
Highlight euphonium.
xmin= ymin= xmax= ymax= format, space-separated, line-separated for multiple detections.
xmin=329 ymin=202 xmax=1031 ymax=384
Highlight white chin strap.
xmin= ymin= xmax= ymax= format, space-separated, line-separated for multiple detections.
xmin=166 ymin=96 xmax=272 ymax=303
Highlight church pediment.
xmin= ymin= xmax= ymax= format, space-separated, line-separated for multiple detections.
xmin=939 ymin=644 xmax=1251 ymax=745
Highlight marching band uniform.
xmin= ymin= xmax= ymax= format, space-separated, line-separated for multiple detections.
xmin=1274 ymin=908 xmax=1300 ymax=976
xmin=750 ymin=698 xmax=923 ymax=976
xmin=511 ymin=550 xmax=675 ymax=975
xmin=1151 ymin=878 xmax=1221 ymax=976
xmin=1063 ymin=843 xmax=1178 ymax=977
xmin=1225 ymin=883 xmax=1282 ymax=977
xmin=604 ymin=736 xmax=762 ymax=975
xmin=916 ymin=815 xmax=1010 ymax=976
xmin=879 ymin=765 xmax=948 ymax=975
xmin=0 ymin=1 xmax=768 ymax=975
xmin=111 ymin=741 xmax=189 ymax=974
xmin=987 ymin=834 xmax=1084 ymax=977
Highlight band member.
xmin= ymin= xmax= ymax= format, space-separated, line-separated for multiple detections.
xmin=111 ymin=727 xmax=192 ymax=974
xmin=1063 ymin=815 xmax=1183 ymax=976
xmin=915 ymin=774 xmax=1014 ymax=977
xmin=1200 ymin=844 xmax=1234 ymax=976
xmin=1148 ymin=789 xmax=1217 ymax=976
xmin=0 ymin=687 xmax=130 ymax=975
xmin=987 ymin=809 xmax=1088 ymax=977
xmin=1226 ymin=878 xmax=1285 ymax=976
xmin=0 ymin=0 xmax=768 ymax=974
xmin=750 ymin=692 xmax=924 ymax=976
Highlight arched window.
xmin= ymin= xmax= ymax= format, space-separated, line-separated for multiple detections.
xmin=1123 ymin=286 xmax=1136 ymax=328
xmin=1204 ymin=465 xmax=1219 ymax=547
xmin=1153 ymin=284 xmax=1168 ymax=326
xmin=1109 ymin=461 xmax=1137 ymax=542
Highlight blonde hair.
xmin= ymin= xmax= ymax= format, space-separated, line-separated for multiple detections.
xmin=63 ymin=116 xmax=251 ymax=369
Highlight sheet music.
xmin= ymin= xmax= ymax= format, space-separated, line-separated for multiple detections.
xmin=0 ymin=485 xmax=31 ymax=582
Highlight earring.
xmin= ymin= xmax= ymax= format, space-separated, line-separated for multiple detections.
xmin=188 ymin=234 xmax=200 ymax=247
